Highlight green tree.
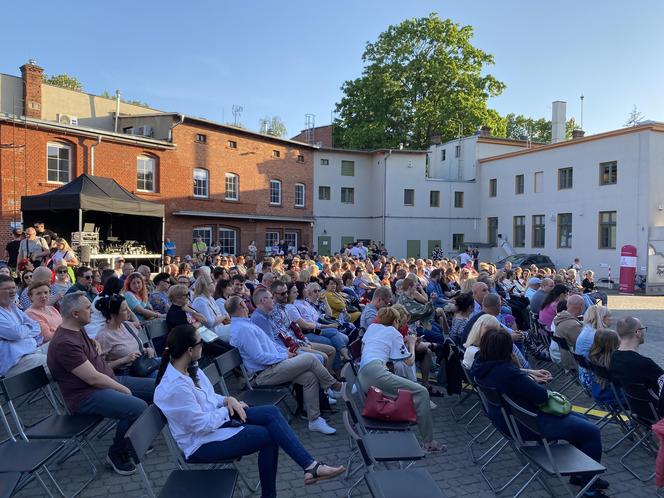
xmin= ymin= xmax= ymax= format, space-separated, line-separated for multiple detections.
xmin=261 ymin=116 xmax=288 ymax=138
xmin=43 ymin=73 xmax=83 ymax=91
xmin=333 ymin=13 xmax=505 ymax=150
xmin=100 ymin=90 xmax=150 ymax=108
xmin=504 ymin=113 xmax=581 ymax=142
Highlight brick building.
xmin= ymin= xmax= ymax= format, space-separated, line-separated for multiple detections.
xmin=0 ymin=62 xmax=314 ymax=258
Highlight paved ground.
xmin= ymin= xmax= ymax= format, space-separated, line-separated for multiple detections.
xmin=10 ymin=294 xmax=664 ymax=497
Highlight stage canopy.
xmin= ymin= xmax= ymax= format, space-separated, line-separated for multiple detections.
xmin=21 ymin=174 xmax=164 ymax=253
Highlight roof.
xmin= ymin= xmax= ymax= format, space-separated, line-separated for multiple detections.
xmin=479 ymin=122 xmax=664 ymax=163
xmin=21 ymin=174 xmax=165 ymax=218
xmin=317 ymin=147 xmax=429 ymax=155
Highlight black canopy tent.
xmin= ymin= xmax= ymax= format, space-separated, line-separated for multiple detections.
xmin=21 ymin=174 xmax=165 ymax=255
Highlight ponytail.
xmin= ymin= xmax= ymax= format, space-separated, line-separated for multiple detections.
xmin=155 ymin=324 xmax=199 ymax=387
xmin=154 ymin=348 xmax=171 ymax=387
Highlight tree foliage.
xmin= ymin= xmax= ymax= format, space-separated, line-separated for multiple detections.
xmin=333 ymin=13 xmax=505 ymax=150
xmin=100 ymin=90 xmax=150 ymax=108
xmin=43 ymin=73 xmax=83 ymax=91
xmin=261 ymin=116 xmax=288 ymax=138
xmin=624 ymin=105 xmax=644 ymax=127
xmin=504 ymin=113 xmax=581 ymax=142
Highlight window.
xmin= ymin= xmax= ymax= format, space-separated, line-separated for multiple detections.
xmin=227 ymin=140 xmax=237 ymax=149
xmin=265 ymin=231 xmax=280 ymax=251
xmin=489 ymin=178 xmax=497 ymax=197
xmin=404 ymin=189 xmax=415 ymax=206
xmin=193 ymin=168 xmax=209 ymax=198
xmin=455 ymin=145 xmax=461 ymax=158
xmin=272 ymin=150 xmax=281 ymax=158
xmin=534 ymin=171 xmax=543 ymax=193
xmin=341 ymin=160 xmax=355 ymax=176
xmin=297 ymin=155 xmax=305 ymax=163
xmin=285 ymin=232 xmax=298 ymax=253
xmin=341 ymin=187 xmax=355 ymax=204
xmin=515 ymin=174 xmax=524 ymax=194
xmin=320 ymin=158 xmax=329 ymax=165
xmin=193 ymin=227 xmax=212 ymax=247
xmin=558 ymin=167 xmax=573 ymax=189
xmin=599 ymin=161 xmax=617 ymax=185
xmin=452 ymin=233 xmax=464 ymax=251
xmin=218 ymin=228 xmax=237 ymax=255
xmin=599 ymin=211 xmax=617 ymax=249
xmin=195 ymin=134 xmax=207 ymax=143
xmin=557 ymin=213 xmax=573 ymax=248
xmin=136 ymin=155 xmax=156 ymax=192
xmin=269 ymin=180 xmax=282 ymax=205
xmin=454 ymin=191 xmax=464 ymax=208
xmin=318 ymin=186 xmax=331 ymax=200
xmin=429 ymin=190 xmax=440 ymax=207
xmin=295 ymin=183 xmax=305 ymax=207
xmin=225 ymin=173 xmax=239 ymax=200
xmin=532 ymin=215 xmax=545 ymax=248
xmin=513 ymin=216 xmax=525 ymax=247
xmin=47 ymin=142 xmax=71 ymax=183
xmin=441 ymin=149 xmax=446 ymax=161
xmin=487 ymin=217 xmax=498 ymax=246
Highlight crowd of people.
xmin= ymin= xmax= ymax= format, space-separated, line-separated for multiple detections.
xmin=1 ymin=228 xmax=660 ymax=497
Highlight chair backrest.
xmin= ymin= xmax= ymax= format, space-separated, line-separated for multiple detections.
xmin=501 ymin=394 xmax=541 ymax=442
xmin=215 ymin=349 xmax=242 ymax=377
xmin=341 ymin=361 xmax=365 ymax=402
xmin=621 ymin=382 xmax=659 ymax=425
xmin=348 ymin=338 xmax=362 ymax=362
xmin=0 ymin=365 xmax=50 ymax=400
xmin=474 ymin=382 xmax=515 ymax=440
xmin=161 ymin=419 xmax=188 ymax=468
xmin=342 ymin=410 xmax=373 ymax=467
xmin=144 ymin=319 xmax=169 ymax=342
xmin=125 ymin=405 xmax=165 ymax=462
xmin=202 ymin=363 xmax=221 ymax=389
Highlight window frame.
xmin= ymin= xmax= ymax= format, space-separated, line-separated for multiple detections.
xmin=294 ymin=183 xmax=305 ymax=208
xmin=441 ymin=149 xmax=446 ymax=162
xmin=193 ymin=168 xmax=209 ymax=198
xmin=318 ymin=185 xmax=331 ymax=200
xmin=489 ymin=178 xmax=497 ymax=197
xmin=558 ymin=167 xmax=573 ymax=190
xmin=599 ymin=161 xmax=617 ymax=185
xmin=284 ymin=232 xmax=298 ymax=253
xmin=598 ymin=211 xmax=617 ymax=249
xmin=46 ymin=142 xmax=72 ymax=184
xmin=297 ymin=155 xmax=305 ymax=163
xmin=532 ymin=214 xmax=546 ymax=248
xmin=429 ymin=190 xmax=440 ymax=208
xmin=227 ymin=140 xmax=237 ymax=149
xmin=403 ymin=189 xmax=415 ymax=207
xmin=340 ymin=187 xmax=355 ymax=204
xmin=136 ymin=155 xmax=156 ymax=192
xmin=487 ymin=217 xmax=498 ymax=247
xmin=534 ymin=171 xmax=543 ymax=193
xmin=218 ymin=228 xmax=237 ymax=256
xmin=454 ymin=145 xmax=461 ymax=158
xmin=341 ymin=160 xmax=355 ymax=176
xmin=557 ymin=213 xmax=573 ymax=248
xmin=513 ymin=216 xmax=526 ymax=248
xmin=265 ymin=231 xmax=280 ymax=251
xmin=454 ymin=191 xmax=464 ymax=208
xmin=195 ymin=133 xmax=207 ymax=143
xmin=225 ymin=173 xmax=239 ymax=201
xmin=269 ymin=179 xmax=282 ymax=205
xmin=320 ymin=158 xmax=329 ymax=165
xmin=272 ymin=150 xmax=281 ymax=158
xmin=193 ymin=227 xmax=212 ymax=248
xmin=452 ymin=233 xmax=464 ymax=251
xmin=515 ymin=174 xmax=525 ymax=194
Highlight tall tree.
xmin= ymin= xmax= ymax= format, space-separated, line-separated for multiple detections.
xmin=333 ymin=14 xmax=505 ymax=149
xmin=624 ymin=105 xmax=644 ymax=127
xmin=504 ymin=113 xmax=581 ymax=142
xmin=42 ymin=73 xmax=83 ymax=91
xmin=100 ymin=90 xmax=150 ymax=108
xmin=260 ymin=116 xmax=288 ymax=138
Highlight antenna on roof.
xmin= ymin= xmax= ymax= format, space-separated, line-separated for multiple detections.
xmin=231 ymin=105 xmax=243 ymax=126
xmin=580 ymin=94 xmax=584 ymax=130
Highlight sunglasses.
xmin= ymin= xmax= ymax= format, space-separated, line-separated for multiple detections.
xmin=274 ymin=291 xmax=287 ymax=296
xmin=57 ymin=269 xmax=68 ymax=274
xmin=82 ymin=275 xmax=93 ymax=280
xmin=192 ymin=340 xmax=203 ymax=348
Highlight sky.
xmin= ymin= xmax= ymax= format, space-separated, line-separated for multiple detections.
xmin=2 ymin=0 xmax=664 ymax=138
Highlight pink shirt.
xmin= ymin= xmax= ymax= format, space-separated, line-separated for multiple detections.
xmin=538 ymin=302 xmax=557 ymax=330
xmin=25 ymin=305 xmax=62 ymax=342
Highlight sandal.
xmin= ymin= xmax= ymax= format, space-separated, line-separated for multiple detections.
xmin=304 ymin=462 xmax=345 ymax=485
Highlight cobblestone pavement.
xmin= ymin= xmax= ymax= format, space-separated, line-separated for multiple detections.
xmin=11 ymin=295 xmax=664 ymax=497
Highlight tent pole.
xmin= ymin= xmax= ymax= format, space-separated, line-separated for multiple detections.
xmin=161 ymin=217 xmax=165 ymax=266
xmin=78 ymin=209 xmax=83 ymax=233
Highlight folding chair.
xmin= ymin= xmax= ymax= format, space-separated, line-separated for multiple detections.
xmin=0 ymin=472 xmax=21 ymax=498
xmin=448 ymin=343 xmax=480 ymax=423
xmin=144 ymin=319 xmax=169 ymax=350
xmin=619 ymin=382 xmax=659 ymax=482
xmin=502 ymin=394 xmax=606 ymax=498
xmin=125 ymin=405 xmax=237 ymax=498
xmin=548 ymin=336 xmax=583 ymax=399
xmin=1 ymin=366 xmax=102 ymax=497
xmin=570 ymin=352 xmax=598 ymax=416
xmin=461 ymin=365 xmax=502 ymax=464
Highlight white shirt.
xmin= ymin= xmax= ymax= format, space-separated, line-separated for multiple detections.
xmin=154 ymin=363 xmax=242 ymax=459
xmin=85 ymin=295 xmax=105 ymax=339
xmin=51 ymin=249 xmax=76 ymax=266
xmin=459 ymin=252 xmax=472 ymax=266
xmin=359 ymin=323 xmax=411 ymax=371
xmin=192 ymin=295 xmax=228 ymax=331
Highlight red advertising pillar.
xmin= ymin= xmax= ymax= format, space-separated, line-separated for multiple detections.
xmin=619 ymin=245 xmax=637 ymax=294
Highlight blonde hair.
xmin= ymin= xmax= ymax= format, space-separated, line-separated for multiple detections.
xmin=376 ymin=306 xmax=400 ymax=326
xmin=460 ymin=277 xmax=476 ymax=294
xmin=464 ymin=314 xmax=501 ymax=349
xmin=583 ymin=305 xmax=611 ymax=330
xmin=390 ymin=303 xmax=409 ymax=327
xmin=193 ymin=273 xmax=213 ymax=298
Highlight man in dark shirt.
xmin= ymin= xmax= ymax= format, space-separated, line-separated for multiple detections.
xmin=4 ymin=228 xmax=23 ymax=271
xmin=66 ymin=266 xmax=98 ymax=302
xmin=33 ymin=222 xmax=55 ymax=248
xmin=47 ymin=292 xmax=154 ymax=476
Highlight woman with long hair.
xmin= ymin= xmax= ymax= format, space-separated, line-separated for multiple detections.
xmin=154 ymin=325 xmax=344 ymax=497
xmin=191 ymin=274 xmax=229 ymax=331
xmin=538 ymin=284 xmax=568 ymax=330
xmin=124 ymin=272 xmax=163 ymax=323
xmin=449 ymin=292 xmax=474 ymax=347
xmin=587 ymin=328 xmax=621 ymax=397
xmin=51 ymin=238 xmax=79 ymax=267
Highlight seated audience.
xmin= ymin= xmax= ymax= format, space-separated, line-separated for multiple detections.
xmin=66 ymin=266 xmax=98 ymax=302
xmin=149 ymin=272 xmax=173 ymax=314
xmin=586 ymin=328 xmax=624 ymax=404
xmin=322 ymin=277 xmax=361 ymax=324
xmin=538 ymin=284 xmax=568 ymax=330
xmin=360 ymin=286 xmax=392 ymax=330
xmin=124 ymin=272 xmax=163 ymax=323
xmin=529 ymin=277 xmax=554 ymax=315
xmin=449 ymin=292 xmax=474 ymax=347
xmin=552 ymin=294 xmax=585 ymax=369
xmin=191 ymin=273 xmax=230 ymax=335
xmin=25 ymin=281 xmax=62 ymax=342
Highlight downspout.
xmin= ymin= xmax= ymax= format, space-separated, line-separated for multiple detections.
xmin=169 ymin=114 xmax=185 ymax=141
xmin=114 ymin=90 xmax=121 ymax=133
xmin=383 ymin=150 xmax=392 ymax=245
xmin=90 ymin=136 xmax=101 ymax=175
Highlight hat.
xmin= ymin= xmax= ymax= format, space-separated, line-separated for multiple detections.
xmin=528 ymin=277 xmax=542 ymax=285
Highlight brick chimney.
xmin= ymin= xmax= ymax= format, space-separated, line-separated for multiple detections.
xmin=20 ymin=60 xmax=43 ymax=119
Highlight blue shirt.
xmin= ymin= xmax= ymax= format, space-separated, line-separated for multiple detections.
xmin=229 ymin=317 xmax=287 ymax=375
xmin=425 ymin=280 xmax=447 ymax=307
xmin=164 ymin=241 xmax=176 ymax=257
xmin=250 ymin=308 xmax=281 ymax=345
xmin=0 ymin=304 xmax=42 ymax=376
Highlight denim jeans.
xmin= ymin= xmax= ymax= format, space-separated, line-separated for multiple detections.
xmin=189 ymin=405 xmax=314 ymax=498
xmin=306 ymin=328 xmax=348 ymax=369
xmin=76 ymin=376 xmax=155 ymax=455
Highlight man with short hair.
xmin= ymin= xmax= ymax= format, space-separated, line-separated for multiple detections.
xmin=192 ymin=236 xmax=207 ymax=262
xmin=0 ymin=274 xmax=47 ymax=377
xmin=66 ymin=266 xmax=98 ymax=302
xmin=425 ymin=269 xmax=450 ymax=308
xmin=47 ymin=292 xmax=154 ymax=475
xmin=33 ymin=222 xmax=55 ymax=248
xmin=350 ymin=242 xmax=366 ymax=260
xmin=4 ymin=227 xmax=23 ymax=272
xmin=552 ymin=295 xmax=584 ymax=369
xmin=228 ymin=294 xmax=343 ymax=435
xmin=524 ymin=277 xmax=541 ymax=300
xmin=149 ymin=272 xmax=173 ymax=314
xmin=360 ymin=286 xmax=392 ymax=330
xmin=529 ymin=277 xmax=554 ymax=314
xmin=120 ymin=263 xmax=135 ymax=282
xmin=136 ymin=265 xmax=154 ymax=292
xmin=471 ymin=281 xmax=489 ymax=315
xmin=17 ymin=227 xmax=50 ymax=267
xmin=459 ymin=247 xmax=473 ymax=267
xmin=258 ymin=272 xmax=275 ymax=290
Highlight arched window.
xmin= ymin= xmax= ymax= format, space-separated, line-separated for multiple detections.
xmin=295 ymin=183 xmax=305 ymax=207
xmin=137 ymin=155 xmax=156 ymax=192
xmin=193 ymin=168 xmax=209 ymax=197
xmin=269 ymin=179 xmax=282 ymax=205
xmin=225 ymin=173 xmax=239 ymax=200
xmin=47 ymin=142 xmax=72 ymax=183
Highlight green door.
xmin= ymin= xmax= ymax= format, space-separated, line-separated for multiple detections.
xmin=318 ymin=236 xmax=331 ymax=256
xmin=406 ymin=240 xmax=421 ymax=259
xmin=341 ymin=236 xmax=354 ymax=253
xmin=428 ymin=240 xmax=441 ymax=258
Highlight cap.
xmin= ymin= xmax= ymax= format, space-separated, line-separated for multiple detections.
xmin=528 ymin=277 xmax=542 ymax=285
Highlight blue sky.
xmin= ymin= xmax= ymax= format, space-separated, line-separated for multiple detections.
xmin=2 ymin=0 xmax=664 ymax=138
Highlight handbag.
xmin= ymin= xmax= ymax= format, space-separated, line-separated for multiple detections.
xmin=361 ymin=386 xmax=417 ymax=423
xmin=123 ymin=323 xmax=160 ymax=377
xmin=538 ymin=390 xmax=571 ymax=416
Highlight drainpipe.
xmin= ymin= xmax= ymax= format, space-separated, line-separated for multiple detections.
xmin=114 ymin=90 xmax=121 ymax=133
xmin=383 ymin=150 xmax=392 ymax=246
xmin=169 ymin=114 xmax=185 ymax=142
xmin=90 ymin=136 xmax=102 ymax=175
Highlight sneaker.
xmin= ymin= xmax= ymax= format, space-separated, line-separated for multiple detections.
xmin=327 ymin=385 xmax=344 ymax=399
xmin=327 ymin=396 xmax=337 ymax=406
xmin=309 ymin=417 xmax=336 ymax=435
xmin=429 ymin=400 xmax=438 ymax=410
xmin=106 ymin=451 xmax=136 ymax=476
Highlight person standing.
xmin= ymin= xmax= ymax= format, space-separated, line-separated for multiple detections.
xmin=164 ymin=238 xmax=176 ymax=258
xmin=17 ymin=227 xmax=50 ymax=267
xmin=4 ymin=227 xmax=23 ymax=272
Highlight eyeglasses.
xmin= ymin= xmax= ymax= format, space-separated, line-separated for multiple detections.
xmin=82 ymin=275 xmax=93 ymax=280
xmin=274 ymin=291 xmax=287 ymax=296
xmin=192 ymin=340 xmax=203 ymax=348
xmin=57 ymin=270 xmax=68 ymax=274
xmin=24 ymin=275 xmax=33 ymax=279
xmin=636 ymin=326 xmax=648 ymax=333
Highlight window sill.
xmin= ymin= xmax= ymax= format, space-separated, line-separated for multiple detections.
xmin=223 ymin=198 xmax=239 ymax=203
xmin=133 ymin=190 xmax=160 ymax=197
xmin=189 ymin=196 xmax=213 ymax=201
xmin=41 ymin=181 xmax=66 ymax=187
xmin=270 ymin=203 xmax=283 ymax=208
xmin=294 ymin=205 xmax=306 ymax=209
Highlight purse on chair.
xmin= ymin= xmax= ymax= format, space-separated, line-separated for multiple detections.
xmin=538 ymin=390 xmax=571 ymax=416
xmin=124 ymin=323 xmax=161 ymax=377
xmin=361 ymin=386 xmax=418 ymax=423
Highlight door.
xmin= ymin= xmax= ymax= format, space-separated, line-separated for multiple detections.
xmin=428 ymin=240 xmax=441 ymax=258
xmin=341 ymin=236 xmax=354 ymax=253
xmin=406 ymin=240 xmax=421 ymax=259
xmin=318 ymin=236 xmax=331 ymax=256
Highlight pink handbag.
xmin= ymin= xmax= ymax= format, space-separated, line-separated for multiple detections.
xmin=361 ymin=386 xmax=417 ymax=423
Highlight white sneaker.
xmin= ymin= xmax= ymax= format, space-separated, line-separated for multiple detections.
xmin=327 ymin=385 xmax=343 ymax=399
xmin=309 ymin=417 xmax=336 ymax=435
xmin=328 ymin=396 xmax=337 ymax=406
xmin=351 ymin=384 xmax=358 ymax=394
xmin=429 ymin=400 xmax=438 ymax=410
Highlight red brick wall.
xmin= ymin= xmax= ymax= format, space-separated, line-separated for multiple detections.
xmin=20 ymin=63 xmax=43 ymax=119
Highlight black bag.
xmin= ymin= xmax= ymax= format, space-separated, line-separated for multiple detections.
xmin=124 ymin=323 xmax=160 ymax=377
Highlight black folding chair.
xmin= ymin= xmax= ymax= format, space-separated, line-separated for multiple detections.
xmin=125 ymin=405 xmax=237 ymax=498
xmin=448 ymin=343 xmax=480 ymax=423
xmin=619 ymin=382 xmax=659 ymax=482
xmin=144 ymin=319 xmax=169 ymax=350
xmin=548 ymin=336 xmax=582 ymax=398
xmin=502 ymin=394 xmax=606 ymax=498
xmin=0 ymin=472 xmax=21 ymax=498
xmin=0 ymin=366 xmax=102 ymax=497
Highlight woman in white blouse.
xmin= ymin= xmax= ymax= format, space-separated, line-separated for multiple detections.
xmin=154 ymin=325 xmax=344 ymax=497
xmin=191 ymin=274 xmax=230 ymax=341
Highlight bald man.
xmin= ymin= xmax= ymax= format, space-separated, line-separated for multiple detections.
xmin=471 ymin=281 xmax=489 ymax=315
xmin=552 ymin=294 xmax=584 ymax=369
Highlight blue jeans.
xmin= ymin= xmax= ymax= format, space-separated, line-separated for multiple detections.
xmin=306 ymin=329 xmax=348 ymax=369
xmin=189 ymin=406 xmax=314 ymax=498
xmin=417 ymin=322 xmax=445 ymax=344
xmin=76 ymin=376 xmax=155 ymax=454
xmin=524 ymin=412 xmax=602 ymax=463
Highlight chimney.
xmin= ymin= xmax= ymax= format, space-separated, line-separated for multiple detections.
xmin=20 ymin=60 xmax=43 ymax=119
xmin=572 ymin=129 xmax=585 ymax=140
xmin=430 ymin=132 xmax=442 ymax=145
xmin=551 ymin=100 xmax=566 ymax=144
xmin=479 ymin=126 xmax=491 ymax=137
